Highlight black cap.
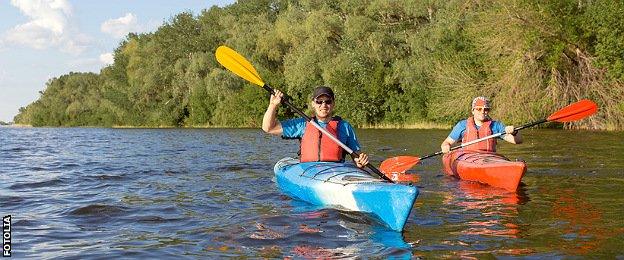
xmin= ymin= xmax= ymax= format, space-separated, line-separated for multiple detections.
xmin=312 ymin=86 xmax=335 ymax=100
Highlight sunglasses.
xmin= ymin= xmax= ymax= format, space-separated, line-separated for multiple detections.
xmin=474 ymin=107 xmax=490 ymax=112
xmin=314 ymin=99 xmax=333 ymax=105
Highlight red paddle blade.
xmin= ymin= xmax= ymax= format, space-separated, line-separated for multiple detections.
xmin=390 ymin=173 xmax=421 ymax=183
xmin=547 ymin=99 xmax=598 ymax=122
xmin=379 ymin=156 xmax=421 ymax=175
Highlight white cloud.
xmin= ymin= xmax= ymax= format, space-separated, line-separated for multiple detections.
xmin=11 ymin=0 xmax=71 ymax=34
xmin=101 ymin=13 xmax=143 ymax=39
xmin=99 ymin=52 xmax=114 ymax=65
xmin=2 ymin=0 xmax=90 ymax=55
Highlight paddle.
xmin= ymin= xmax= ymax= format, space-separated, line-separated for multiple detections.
xmin=379 ymin=99 xmax=598 ymax=174
xmin=215 ymin=45 xmax=394 ymax=182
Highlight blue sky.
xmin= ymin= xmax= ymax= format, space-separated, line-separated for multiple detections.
xmin=0 ymin=0 xmax=236 ymax=123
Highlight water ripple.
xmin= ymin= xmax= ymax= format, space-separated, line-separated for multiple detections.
xmin=68 ymin=204 xmax=129 ymax=216
xmin=9 ymin=178 xmax=65 ymax=190
xmin=1 ymin=127 xmax=622 ymax=258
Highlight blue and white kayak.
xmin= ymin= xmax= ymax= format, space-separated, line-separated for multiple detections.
xmin=274 ymin=157 xmax=419 ymax=231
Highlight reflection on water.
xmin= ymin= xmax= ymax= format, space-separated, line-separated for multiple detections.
xmin=439 ymin=180 xmax=533 ymax=257
xmin=248 ymin=199 xmax=415 ymax=259
xmin=545 ymin=187 xmax=623 ymax=256
xmin=452 ymin=181 xmax=530 ymax=209
xmin=552 ymin=188 xmax=602 ymax=255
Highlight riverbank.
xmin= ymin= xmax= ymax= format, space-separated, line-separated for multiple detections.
xmin=1 ymin=124 xmax=32 ymax=128
xmin=8 ymin=123 xmax=622 ymax=131
xmin=360 ymin=122 xmax=451 ymax=129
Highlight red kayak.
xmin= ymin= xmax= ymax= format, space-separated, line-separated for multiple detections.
xmin=442 ymin=150 xmax=526 ymax=192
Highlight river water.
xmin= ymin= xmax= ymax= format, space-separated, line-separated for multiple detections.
xmin=1 ymin=127 xmax=623 ymax=258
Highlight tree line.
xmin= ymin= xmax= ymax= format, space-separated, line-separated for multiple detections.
xmin=14 ymin=0 xmax=624 ymax=130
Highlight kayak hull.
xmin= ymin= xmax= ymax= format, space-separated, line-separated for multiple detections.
xmin=442 ymin=150 xmax=526 ymax=192
xmin=274 ymin=157 xmax=418 ymax=231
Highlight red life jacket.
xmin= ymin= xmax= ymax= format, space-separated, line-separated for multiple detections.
xmin=300 ymin=117 xmax=344 ymax=162
xmin=462 ymin=116 xmax=496 ymax=152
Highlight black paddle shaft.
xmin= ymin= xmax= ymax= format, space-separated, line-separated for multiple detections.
xmin=262 ymin=84 xmax=393 ymax=182
xmin=515 ymin=119 xmax=547 ymax=131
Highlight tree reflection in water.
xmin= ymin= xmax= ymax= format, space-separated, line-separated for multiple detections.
xmin=550 ymin=188 xmax=613 ymax=255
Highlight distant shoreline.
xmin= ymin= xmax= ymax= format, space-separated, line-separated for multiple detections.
xmin=5 ymin=123 xmax=618 ymax=131
xmin=2 ymin=124 xmax=32 ymax=128
xmin=2 ymin=123 xmax=451 ymax=130
xmin=359 ymin=122 xmax=451 ymax=129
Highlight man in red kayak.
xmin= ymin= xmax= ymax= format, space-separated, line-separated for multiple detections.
xmin=440 ymin=96 xmax=523 ymax=153
xmin=262 ymin=86 xmax=369 ymax=168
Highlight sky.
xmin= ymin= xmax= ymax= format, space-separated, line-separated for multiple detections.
xmin=0 ymin=0 xmax=236 ymax=123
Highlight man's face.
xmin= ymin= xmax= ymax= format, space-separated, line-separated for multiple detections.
xmin=472 ymin=106 xmax=490 ymax=122
xmin=312 ymin=95 xmax=334 ymax=119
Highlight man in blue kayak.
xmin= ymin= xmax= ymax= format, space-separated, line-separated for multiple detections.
xmin=262 ymin=86 xmax=369 ymax=168
xmin=440 ymin=96 xmax=523 ymax=153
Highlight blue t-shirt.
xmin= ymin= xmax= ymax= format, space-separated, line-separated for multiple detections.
xmin=280 ymin=117 xmax=361 ymax=152
xmin=448 ymin=119 xmax=506 ymax=141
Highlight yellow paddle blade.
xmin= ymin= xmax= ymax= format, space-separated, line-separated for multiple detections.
xmin=215 ymin=45 xmax=264 ymax=86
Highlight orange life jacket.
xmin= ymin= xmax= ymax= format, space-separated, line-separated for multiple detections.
xmin=300 ymin=117 xmax=344 ymax=162
xmin=462 ymin=116 xmax=496 ymax=152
